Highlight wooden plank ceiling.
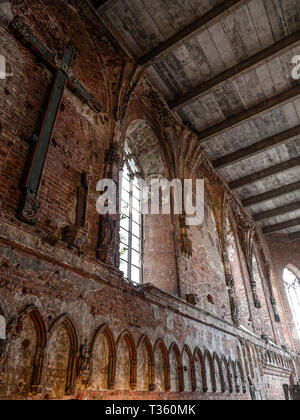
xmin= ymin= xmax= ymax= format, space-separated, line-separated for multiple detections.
xmin=93 ymin=0 xmax=300 ymax=240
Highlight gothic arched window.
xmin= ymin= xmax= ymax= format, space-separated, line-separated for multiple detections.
xmin=119 ymin=142 xmax=143 ymax=284
xmin=283 ymin=268 xmax=300 ymax=339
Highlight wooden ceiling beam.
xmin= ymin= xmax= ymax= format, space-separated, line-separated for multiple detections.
xmin=170 ymin=29 xmax=300 ymax=111
xmin=289 ymin=231 xmax=300 ymax=241
xmin=242 ymin=181 xmax=300 ymax=207
xmin=213 ymin=125 xmax=300 ymax=169
xmin=263 ymin=218 xmax=300 ymax=235
xmin=229 ymin=156 xmax=300 ymax=190
xmin=253 ymin=201 xmax=300 ymax=222
xmin=195 ymin=84 xmax=300 ymax=144
xmin=139 ymin=0 xmax=252 ymax=66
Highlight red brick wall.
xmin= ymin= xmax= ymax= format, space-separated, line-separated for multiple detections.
xmin=268 ymin=236 xmax=300 ymax=353
xmin=143 ymin=214 xmax=179 ymax=295
xmin=0 ymin=0 xmax=297 ymax=401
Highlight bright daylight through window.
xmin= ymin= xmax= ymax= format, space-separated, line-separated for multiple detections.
xmin=119 ymin=142 xmax=142 ymax=284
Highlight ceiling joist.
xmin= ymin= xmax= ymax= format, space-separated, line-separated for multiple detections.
xmin=196 ymin=84 xmax=300 ymax=144
xmin=242 ymin=181 xmax=300 ymax=207
xmin=253 ymin=201 xmax=300 ymax=222
xmin=139 ymin=0 xmax=252 ymax=66
xmin=263 ymin=217 xmax=300 ymax=234
xmin=289 ymin=231 xmax=300 ymax=241
xmin=229 ymin=156 xmax=300 ymax=190
xmin=213 ymin=125 xmax=300 ymax=169
xmin=170 ymin=29 xmax=300 ymax=111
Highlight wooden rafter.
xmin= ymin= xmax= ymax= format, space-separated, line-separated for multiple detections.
xmin=263 ymin=218 xmax=300 ymax=234
xmin=289 ymin=231 xmax=300 ymax=241
xmin=196 ymin=84 xmax=300 ymax=143
xmin=229 ymin=156 xmax=300 ymax=190
xmin=170 ymin=30 xmax=300 ymax=111
xmin=139 ymin=0 xmax=252 ymax=66
xmin=253 ymin=201 xmax=300 ymax=222
xmin=213 ymin=125 xmax=300 ymax=169
xmin=242 ymin=181 xmax=300 ymax=207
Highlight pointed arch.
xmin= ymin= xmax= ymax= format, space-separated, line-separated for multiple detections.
xmin=245 ymin=342 xmax=255 ymax=379
xmin=3 ymin=305 xmax=47 ymax=397
xmin=137 ymin=334 xmax=155 ymax=391
xmin=222 ymin=356 xmax=233 ymax=393
xmin=154 ymin=338 xmax=170 ymax=392
xmin=204 ymin=350 xmax=216 ymax=393
xmin=213 ymin=353 xmax=225 ymax=393
xmin=236 ymin=360 xmax=247 ymax=394
xmin=116 ymin=331 xmax=137 ymax=391
xmin=229 ymin=359 xmax=239 ymax=393
xmin=45 ymin=314 xmax=79 ymax=396
xmin=194 ymin=347 xmax=207 ymax=393
xmin=91 ymin=325 xmax=116 ymax=390
xmin=21 ymin=306 xmax=47 ymax=393
xmin=169 ymin=343 xmax=184 ymax=392
xmin=182 ymin=345 xmax=196 ymax=392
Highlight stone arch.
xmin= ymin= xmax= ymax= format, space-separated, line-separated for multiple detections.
xmin=1 ymin=306 xmax=47 ymax=398
xmin=43 ymin=314 xmax=79 ymax=397
xmin=204 ymin=350 xmax=216 ymax=393
xmin=245 ymin=342 xmax=255 ymax=379
xmin=225 ymin=212 xmax=251 ymax=328
xmin=229 ymin=359 xmax=239 ymax=393
xmin=115 ymin=331 xmax=137 ymax=391
xmin=91 ymin=325 xmax=116 ymax=391
xmin=154 ymin=338 xmax=170 ymax=392
xmin=213 ymin=353 xmax=225 ymax=393
xmin=221 ymin=356 xmax=230 ymax=393
xmin=118 ymin=116 xmax=179 ymax=295
xmin=169 ymin=343 xmax=184 ymax=392
xmin=236 ymin=360 xmax=247 ymax=394
xmin=194 ymin=347 xmax=207 ymax=393
xmin=182 ymin=345 xmax=195 ymax=392
xmin=136 ymin=334 xmax=155 ymax=391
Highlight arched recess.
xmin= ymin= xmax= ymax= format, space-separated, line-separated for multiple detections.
xmin=43 ymin=314 xmax=78 ymax=397
xmin=229 ymin=360 xmax=239 ymax=393
xmin=118 ymin=95 xmax=178 ymax=295
xmin=225 ymin=213 xmax=252 ymax=328
xmin=154 ymin=339 xmax=170 ymax=392
xmin=136 ymin=335 xmax=155 ymax=392
xmin=194 ymin=348 xmax=207 ymax=393
xmin=182 ymin=345 xmax=196 ymax=392
xmin=221 ymin=357 xmax=230 ymax=393
xmin=245 ymin=342 xmax=255 ymax=380
xmin=91 ymin=325 xmax=116 ymax=391
xmin=169 ymin=343 xmax=184 ymax=393
xmin=213 ymin=353 xmax=225 ymax=393
xmin=223 ymin=357 xmax=234 ymax=393
xmin=204 ymin=351 xmax=216 ymax=393
xmin=115 ymin=331 xmax=137 ymax=391
xmin=1 ymin=306 xmax=46 ymax=397
xmin=251 ymin=248 xmax=274 ymax=338
xmin=236 ymin=361 xmax=247 ymax=394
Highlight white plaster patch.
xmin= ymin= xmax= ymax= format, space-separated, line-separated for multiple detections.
xmin=0 ymin=315 xmax=6 ymax=339
xmin=0 ymin=1 xmax=13 ymax=23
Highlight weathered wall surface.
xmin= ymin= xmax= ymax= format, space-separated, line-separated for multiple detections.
xmin=0 ymin=0 xmax=298 ymax=400
xmin=268 ymin=236 xmax=300 ymax=353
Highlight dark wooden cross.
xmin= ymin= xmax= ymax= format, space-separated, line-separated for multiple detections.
xmin=10 ymin=16 xmax=101 ymax=225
